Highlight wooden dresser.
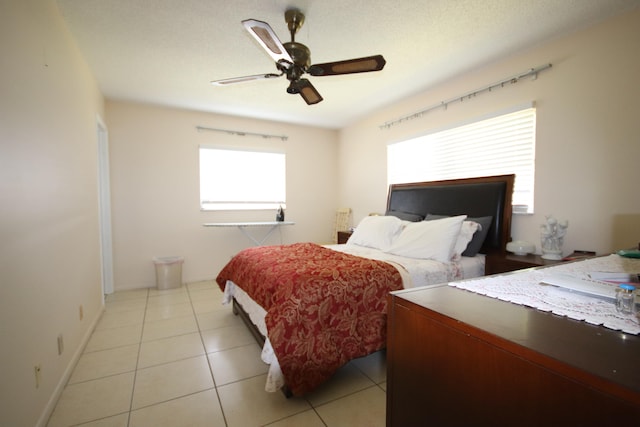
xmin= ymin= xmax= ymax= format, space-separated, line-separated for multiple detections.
xmin=386 ymin=284 xmax=640 ymax=426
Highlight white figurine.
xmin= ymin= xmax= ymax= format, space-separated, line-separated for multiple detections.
xmin=540 ymin=215 xmax=568 ymax=260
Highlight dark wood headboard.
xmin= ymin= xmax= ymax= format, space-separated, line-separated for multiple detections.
xmin=386 ymin=175 xmax=514 ymax=254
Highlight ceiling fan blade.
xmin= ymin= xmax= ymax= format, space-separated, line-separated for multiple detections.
xmin=308 ymin=55 xmax=386 ymax=76
xmin=295 ymin=79 xmax=323 ymax=105
xmin=242 ymin=19 xmax=293 ymax=66
xmin=211 ymin=73 xmax=281 ymax=86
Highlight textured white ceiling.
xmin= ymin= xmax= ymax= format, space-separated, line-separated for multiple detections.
xmin=56 ymin=0 xmax=639 ymax=129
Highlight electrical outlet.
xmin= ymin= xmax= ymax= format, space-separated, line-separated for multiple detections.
xmin=57 ymin=334 xmax=64 ymax=355
xmin=79 ymin=305 xmax=84 ymax=321
xmin=34 ymin=365 xmax=41 ymax=388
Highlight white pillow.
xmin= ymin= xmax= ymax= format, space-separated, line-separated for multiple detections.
xmin=387 ymin=215 xmax=467 ymax=262
xmin=451 ymin=220 xmax=481 ymax=261
xmin=347 ymin=215 xmax=404 ymax=251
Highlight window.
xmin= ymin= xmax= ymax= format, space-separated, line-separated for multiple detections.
xmin=387 ymin=106 xmax=536 ymax=213
xmin=199 ymin=147 xmax=286 ymax=210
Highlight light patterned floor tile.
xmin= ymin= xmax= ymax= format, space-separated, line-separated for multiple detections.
xmin=132 ymin=355 xmax=213 ymax=409
xmin=47 ymin=373 xmax=134 ymax=427
xmin=200 ymin=324 xmax=255 ymax=353
xmin=314 ymin=386 xmax=386 ymax=427
xmin=137 ymin=332 xmax=205 ymax=368
xmin=187 ymin=280 xmax=216 ymax=291
xmin=142 ymin=314 xmax=198 ymax=342
xmin=75 ymin=413 xmax=129 ymax=427
xmin=187 ymin=288 xmax=219 ymax=301
xmin=207 ymin=342 xmax=267 ymax=386
xmin=95 ymin=309 xmax=145 ymax=330
xmin=85 ymin=324 xmax=143 ymax=352
xmin=196 ymin=308 xmax=242 ymax=331
xmin=264 ymin=409 xmax=327 ymax=427
xmin=191 ymin=297 xmax=225 ymax=313
xmin=148 ymin=286 xmax=188 ymax=297
xmin=351 ymin=350 xmax=387 ymax=384
xmin=144 ymin=301 xmax=194 ymax=321
xmin=104 ymin=298 xmax=147 ymax=314
xmin=146 ymin=292 xmax=190 ymax=306
xmin=69 ymin=344 xmax=139 ymax=384
xmin=105 ymin=289 xmax=148 ymax=302
xmin=50 ymin=285 xmax=388 ymax=427
xmin=129 ymin=389 xmax=225 ymax=427
xmin=217 ymin=375 xmax=311 ymax=427
xmin=304 ymin=363 xmax=376 ymax=407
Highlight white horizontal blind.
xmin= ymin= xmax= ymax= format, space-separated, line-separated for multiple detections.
xmin=387 ymin=107 xmax=536 ymax=213
xmin=199 ymin=147 xmax=286 ymax=210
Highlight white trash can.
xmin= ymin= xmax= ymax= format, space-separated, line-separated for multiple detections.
xmin=153 ymin=256 xmax=184 ymax=289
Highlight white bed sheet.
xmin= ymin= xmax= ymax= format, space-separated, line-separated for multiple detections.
xmin=221 ymin=245 xmax=486 ymax=392
xmin=325 ymin=244 xmax=485 ymax=287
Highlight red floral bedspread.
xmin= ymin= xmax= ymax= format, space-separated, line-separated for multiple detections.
xmin=215 ymin=242 xmax=403 ymax=396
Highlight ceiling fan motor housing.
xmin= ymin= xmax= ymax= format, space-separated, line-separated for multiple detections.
xmin=212 ymin=8 xmax=385 ymax=105
xmin=283 ymin=42 xmax=310 ymax=68
xmin=281 ymin=41 xmax=309 ymax=83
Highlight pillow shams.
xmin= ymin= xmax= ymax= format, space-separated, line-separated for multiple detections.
xmin=387 ymin=215 xmax=467 ymax=262
xmin=426 ymin=214 xmax=493 ymax=257
xmin=451 ymin=221 xmax=480 ymax=261
xmin=461 ymin=216 xmax=492 ymax=256
xmin=347 ymin=215 xmax=403 ymax=251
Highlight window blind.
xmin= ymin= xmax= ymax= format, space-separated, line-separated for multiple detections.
xmin=387 ymin=107 xmax=536 ymax=213
xmin=199 ymin=147 xmax=286 ymax=210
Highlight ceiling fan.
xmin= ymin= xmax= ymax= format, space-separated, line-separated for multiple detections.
xmin=211 ymin=9 xmax=386 ymax=105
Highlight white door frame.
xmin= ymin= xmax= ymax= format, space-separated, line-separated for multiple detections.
xmin=96 ymin=115 xmax=114 ymax=297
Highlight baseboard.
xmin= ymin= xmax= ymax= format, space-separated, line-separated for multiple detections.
xmin=113 ymin=277 xmax=217 ymax=292
xmin=36 ymin=305 xmax=106 ymax=427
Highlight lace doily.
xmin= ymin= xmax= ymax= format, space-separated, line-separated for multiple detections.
xmin=449 ymin=254 xmax=640 ymax=334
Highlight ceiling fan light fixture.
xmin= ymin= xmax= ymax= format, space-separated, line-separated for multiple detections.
xmin=216 ymin=11 xmax=385 ymax=105
xmin=300 ymin=86 xmax=322 ymax=105
xmin=286 ymin=80 xmax=300 ymax=94
xmin=297 ymin=79 xmax=323 ymax=105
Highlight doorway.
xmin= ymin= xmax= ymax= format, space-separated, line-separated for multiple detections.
xmin=97 ymin=115 xmax=114 ymax=297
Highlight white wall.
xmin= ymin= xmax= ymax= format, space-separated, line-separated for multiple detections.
xmin=2 ymin=4 xmax=638 ymax=424
xmin=0 ymin=1 xmax=105 ymax=426
xmin=106 ymin=101 xmax=339 ymax=289
xmin=339 ymin=9 xmax=640 ymax=256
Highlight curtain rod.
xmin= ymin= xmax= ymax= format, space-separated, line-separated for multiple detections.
xmin=379 ymin=63 xmax=552 ymax=130
xmin=196 ymin=126 xmax=288 ymax=141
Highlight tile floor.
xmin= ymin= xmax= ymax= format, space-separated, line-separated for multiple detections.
xmin=47 ymin=280 xmax=387 ymax=427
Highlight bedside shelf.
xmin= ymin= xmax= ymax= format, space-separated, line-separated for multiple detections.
xmin=336 ymin=230 xmax=353 ymax=244
xmin=485 ymin=253 xmax=564 ymax=275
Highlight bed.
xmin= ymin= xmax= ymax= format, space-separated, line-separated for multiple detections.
xmin=215 ymin=174 xmax=514 ymax=396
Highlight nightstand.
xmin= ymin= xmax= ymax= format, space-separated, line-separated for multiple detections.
xmin=337 ymin=230 xmax=353 ymax=244
xmin=485 ymin=253 xmax=564 ymax=275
